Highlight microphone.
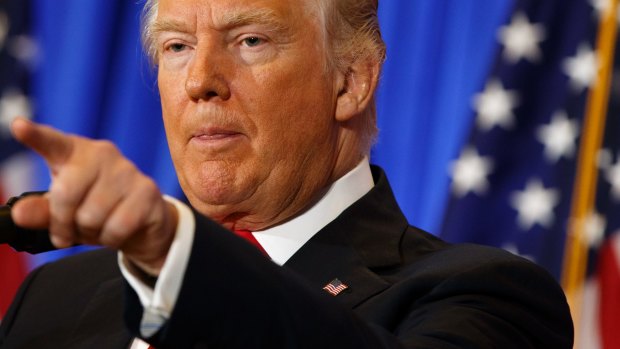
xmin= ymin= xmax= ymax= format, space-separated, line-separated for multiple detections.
xmin=0 ymin=192 xmax=57 ymax=254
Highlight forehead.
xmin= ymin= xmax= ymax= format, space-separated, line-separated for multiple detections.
xmin=156 ymin=0 xmax=320 ymax=31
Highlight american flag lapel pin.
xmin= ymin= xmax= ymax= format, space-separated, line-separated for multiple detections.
xmin=322 ymin=278 xmax=349 ymax=296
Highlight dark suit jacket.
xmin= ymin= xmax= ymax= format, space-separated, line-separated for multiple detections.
xmin=0 ymin=166 xmax=573 ymax=348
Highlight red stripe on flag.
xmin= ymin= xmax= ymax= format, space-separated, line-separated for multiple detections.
xmin=0 ymin=244 xmax=28 ymax=317
xmin=598 ymin=233 xmax=620 ymax=349
xmin=0 ymin=184 xmax=29 ymax=318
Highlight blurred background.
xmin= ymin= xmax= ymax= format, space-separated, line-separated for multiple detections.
xmin=0 ymin=0 xmax=618 ymax=347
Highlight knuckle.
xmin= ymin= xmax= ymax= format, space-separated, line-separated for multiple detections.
xmin=50 ymin=207 xmax=75 ymax=226
xmin=102 ymin=213 xmax=139 ymax=247
xmin=75 ymin=207 xmax=103 ymax=231
xmin=94 ymin=140 xmax=120 ymax=155
xmin=110 ymin=159 xmax=140 ymax=185
xmin=100 ymin=224 xmax=125 ymax=247
xmin=138 ymin=178 xmax=160 ymax=197
xmin=50 ymin=177 xmax=83 ymax=208
xmin=120 ymin=161 xmax=139 ymax=177
xmin=50 ymin=180 xmax=73 ymax=202
xmin=49 ymin=221 xmax=75 ymax=243
xmin=91 ymin=140 xmax=123 ymax=165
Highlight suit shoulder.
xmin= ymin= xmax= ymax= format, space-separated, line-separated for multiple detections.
xmin=388 ymin=230 xmax=573 ymax=347
xmin=442 ymin=242 xmax=548 ymax=278
xmin=403 ymin=226 xmax=544 ymax=275
xmin=31 ymin=247 xmax=120 ymax=283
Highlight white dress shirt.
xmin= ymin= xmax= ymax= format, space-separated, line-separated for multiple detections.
xmin=121 ymin=158 xmax=374 ymax=348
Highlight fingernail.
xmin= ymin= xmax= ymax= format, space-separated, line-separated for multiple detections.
xmin=11 ymin=116 xmax=29 ymax=127
xmin=10 ymin=117 xmax=30 ymax=137
xmin=50 ymin=235 xmax=71 ymax=249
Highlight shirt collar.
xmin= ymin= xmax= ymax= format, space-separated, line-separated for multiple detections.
xmin=253 ymin=158 xmax=374 ymax=265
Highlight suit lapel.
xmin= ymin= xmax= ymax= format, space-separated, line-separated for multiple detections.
xmin=65 ymin=275 xmax=133 ymax=349
xmin=285 ymin=232 xmax=391 ymax=308
xmin=285 ymin=166 xmax=409 ymax=309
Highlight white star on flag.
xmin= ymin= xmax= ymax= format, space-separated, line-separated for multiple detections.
xmin=473 ymin=79 xmax=519 ymax=131
xmin=583 ymin=212 xmax=607 ymax=248
xmin=510 ymin=179 xmax=560 ymax=231
xmin=0 ymin=11 xmax=8 ymax=50
xmin=597 ymin=148 xmax=613 ymax=169
xmin=589 ymin=0 xmax=612 ymax=20
xmin=562 ymin=43 xmax=599 ymax=93
xmin=536 ymin=111 xmax=580 ymax=163
xmin=8 ymin=35 xmax=39 ymax=67
xmin=0 ymin=89 xmax=33 ymax=138
xmin=605 ymin=157 xmax=620 ymax=201
xmin=449 ymin=147 xmax=494 ymax=198
xmin=497 ymin=12 xmax=546 ymax=64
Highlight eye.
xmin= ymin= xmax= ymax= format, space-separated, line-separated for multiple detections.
xmin=167 ymin=43 xmax=187 ymax=53
xmin=242 ymin=36 xmax=264 ymax=47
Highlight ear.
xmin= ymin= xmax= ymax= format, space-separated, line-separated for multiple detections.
xmin=335 ymin=59 xmax=380 ymax=122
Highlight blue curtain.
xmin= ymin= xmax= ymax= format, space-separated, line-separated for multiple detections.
xmin=27 ymin=0 xmax=513 ymax=266
xmin=375 ymin=0 xmax=513 ymax=233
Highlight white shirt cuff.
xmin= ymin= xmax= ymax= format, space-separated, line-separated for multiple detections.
xmin=118 ymin=195 xmax=195 ymax=335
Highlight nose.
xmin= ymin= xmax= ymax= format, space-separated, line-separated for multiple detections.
xmin=185 ymin=46 xmax=231 ymax=102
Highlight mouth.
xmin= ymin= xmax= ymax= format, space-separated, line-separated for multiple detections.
xmin=190 ymin=127 xmax=245 ymax=148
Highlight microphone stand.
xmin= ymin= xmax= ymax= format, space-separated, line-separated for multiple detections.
xmin=0 ymin=192 xmax=57 ymax=254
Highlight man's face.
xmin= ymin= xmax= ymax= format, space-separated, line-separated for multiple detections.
xmin=156 ymin=0 xmax=345 ymax=229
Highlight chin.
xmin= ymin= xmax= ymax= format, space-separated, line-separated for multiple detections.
xmin=184 ymin=175 xmax=249 ymax=214
xmin=190 ymin=179 xmax=238 ymax=204
xmin=179 ymin=159 xmax=264 ymax=217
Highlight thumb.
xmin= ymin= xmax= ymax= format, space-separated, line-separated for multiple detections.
xmin=11 ymin=195 xmax=51 ymax=230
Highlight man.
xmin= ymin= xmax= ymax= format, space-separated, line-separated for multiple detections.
xmin=0 ymin=0 xmax=573 ymax=348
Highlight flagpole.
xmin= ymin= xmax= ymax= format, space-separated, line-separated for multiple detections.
xmin=561 ymin=0 xmax=619 ymax=342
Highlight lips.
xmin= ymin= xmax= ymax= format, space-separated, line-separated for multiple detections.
xmin=189 ymin=127 xmax=245 ymax=150
xmin=193 ymin=128 xmax=241 ymax=140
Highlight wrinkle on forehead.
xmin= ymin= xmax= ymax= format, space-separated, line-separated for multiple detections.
xmin=151 ymin=8 xmax=287 ymax=37
xmin=155 ymin=0 xmax=316 ymax=30
xmin=217 ymin=7 xmax=286 ymax=32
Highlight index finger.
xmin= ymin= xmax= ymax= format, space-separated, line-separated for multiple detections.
xmin=11 ymin=117 xmax=74 ymax=168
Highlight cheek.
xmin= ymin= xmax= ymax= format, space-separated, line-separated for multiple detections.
xmin=158 ymin=80 xmax=188 ymax=173
xmin=159 ymin=77 xmax=186 ymax=131
xmin=247 ymin=63 xmax=334 ymax=126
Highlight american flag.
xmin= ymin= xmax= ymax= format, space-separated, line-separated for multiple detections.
xmin=439 ymin=0 xmax=619 ymax=347
xmin=0 ymin=0 xmax=36 ymax=319
xmin=322 ymin=278 xmax=349 ymax=297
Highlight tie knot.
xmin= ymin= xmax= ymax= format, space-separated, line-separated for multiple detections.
xmin=233 ymin=229 xmax=252 ymax=238
xmin=233 ymin=230 xmax=268 ymax=256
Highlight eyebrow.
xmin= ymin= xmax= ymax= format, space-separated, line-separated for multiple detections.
xmin=151 ymin=8 xmax=288 ymax=37
xmin=151 ymin=19 xmax=191 ymax=37
xmin=217 ymin=8 xmax=287 ymax=32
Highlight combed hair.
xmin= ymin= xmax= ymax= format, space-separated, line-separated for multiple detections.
xmin=140 ymin=0 xmax=385 ymax=154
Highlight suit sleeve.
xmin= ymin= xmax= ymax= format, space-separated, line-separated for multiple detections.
xmin=124 ymin=213 xmax=573 ymax=349
xmin=124 ymin=212 xmax=403 ymax=349
xmin=0 ymin=266 xmax=45 ymax=345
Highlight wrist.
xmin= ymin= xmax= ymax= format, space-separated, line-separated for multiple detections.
xmin=124 ymin=199 xmax=179 ymax=277
xmin=123 ymin=257 xmax=159 ymax=288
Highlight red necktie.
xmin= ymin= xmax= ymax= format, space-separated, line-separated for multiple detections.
xmin=234 ymin=230 xmax=268 ymax=256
